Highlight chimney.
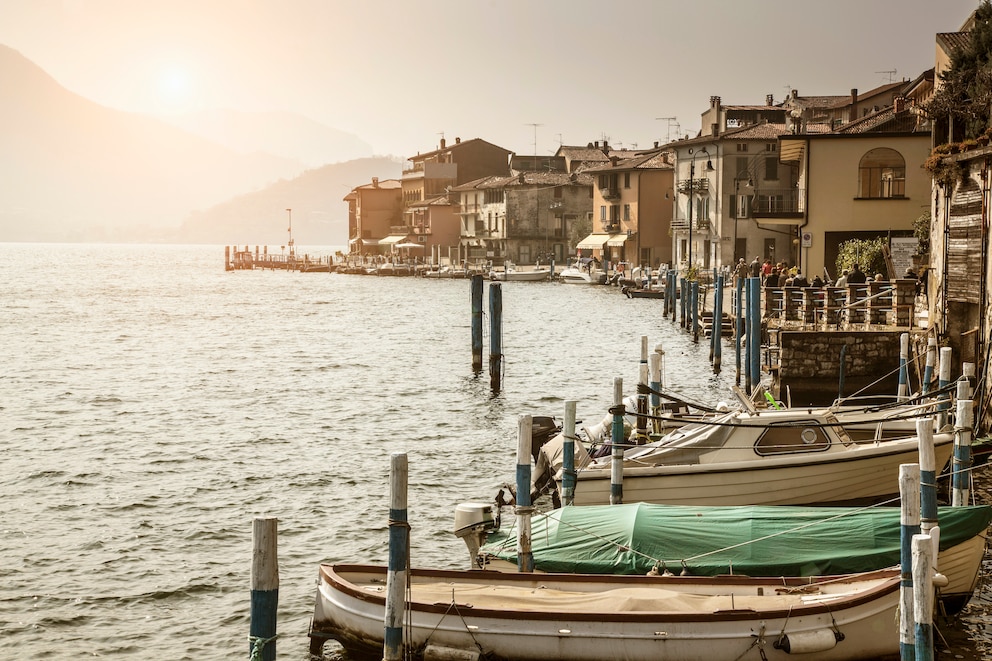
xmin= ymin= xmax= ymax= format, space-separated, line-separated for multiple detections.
xmin=710 ymin=96 xmax=721 ymax=109
xmin=791 ymin=89 xmax=798 ymax=100
xmin=894 ymin=96 xmax=906 ymax=113
xmin=455 ymin=137 xmax=461 ymax=144
xmin=440 ymin=137 xmax=446 ymax=149
xmin=654 ymin=141 xmax=659 ymax=148
xmin=594 ymin=140 xmax=600 ymax=148
xmin=711 ymin=123 xmax=720 ymax=137
xmin=610 ymin=156 xmax=619 ymax=166
xmin=766 ymin=94 xmax=774 ymax=106
xmin=372 ymin=177 xmax=379 ymax=188
xmin=850 ymin=89 xmax=858 ymax=122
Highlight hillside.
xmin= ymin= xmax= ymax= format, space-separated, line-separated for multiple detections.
xmin=173 ymin=157 xmax=402 ymax=246
xmin=0 ymin=45 xmax=304 ymax=242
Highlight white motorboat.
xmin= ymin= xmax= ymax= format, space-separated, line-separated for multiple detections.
xmin=490 ymin=264 xmax=550 ymax=282
xmin=558 ymin=258 xmax=607 ymax=284
xmin=534 ymin=407 xmax=955 ymax=507
xmin=309 ymin=563 xmax=901 ymax=661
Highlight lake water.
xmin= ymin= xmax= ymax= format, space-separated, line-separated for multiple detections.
xmin=1 ymin=243 xmax=988 ymax=660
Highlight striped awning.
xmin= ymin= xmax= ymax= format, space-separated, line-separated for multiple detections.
xmin=606 ymin=234 xmax=630 ymax=247
xmin=576 ymin=233 xmax=611 ymax=249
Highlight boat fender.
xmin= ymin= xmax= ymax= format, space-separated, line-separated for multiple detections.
xmin=774 ymin=629 xmax=843 ymax=654
xmin=423 ymin=644 xmax=481 ymax=661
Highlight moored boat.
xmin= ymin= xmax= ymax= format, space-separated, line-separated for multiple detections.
xmin=309 ymin=563 xmax=901 ymax=661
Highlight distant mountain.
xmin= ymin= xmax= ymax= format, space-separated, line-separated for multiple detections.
xmin=173 ymin=156 xmax=402 ymax=246
xmin=0 ymin=44 xmax=383 ymax=243
xmin=159 ymin=109 xmax=374 ymax=167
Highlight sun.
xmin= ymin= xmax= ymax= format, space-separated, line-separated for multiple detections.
xmin=155 ymin=64 xmax=195 ymax=112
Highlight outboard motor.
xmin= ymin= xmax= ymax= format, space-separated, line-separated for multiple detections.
xmin=530 ymin=416 xmax=561 ymax=462
xmin=453 ymin=503 xmax=497 ymax=568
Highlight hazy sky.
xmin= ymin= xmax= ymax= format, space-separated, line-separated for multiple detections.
xmin=0 ymin=0 xmax=979 ymax=159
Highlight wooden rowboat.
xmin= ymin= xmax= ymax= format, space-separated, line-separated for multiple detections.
xmin=309 ymin=563 xmax=901 ymax=661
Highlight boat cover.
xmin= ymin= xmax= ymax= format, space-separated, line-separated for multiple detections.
xmin=479 ymin=503 xmax=992 ymax=576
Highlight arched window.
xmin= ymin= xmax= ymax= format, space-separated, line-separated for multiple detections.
xmin=858 ymin=148 xmax=906 ymax=198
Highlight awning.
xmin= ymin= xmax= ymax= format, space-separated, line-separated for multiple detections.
xmin=576 ymin=233 xmax=611 ymax=249
xmin=378 ymin=235 xmax=409 ymax=246
xmin=350 ymin=237 xmax=378 ymax=245
xmin=606 ymin=234 xmax=629 ymax=247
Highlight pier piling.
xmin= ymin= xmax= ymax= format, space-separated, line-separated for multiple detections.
xmin=383 ymin=453 xmax=409 ymax=661
xmin=471 ymin=275 xmax=483 ymax=372
xmin=250 ymin=517 xmax=279 ymax=661
xmin=516 ymin=416 xmax=534 ymax=572
xmin=489 ymin=283 xmax=503 ymax=393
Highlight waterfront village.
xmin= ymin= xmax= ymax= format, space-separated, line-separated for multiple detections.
xmin=259 ymin=8 xmax=992 ymax=660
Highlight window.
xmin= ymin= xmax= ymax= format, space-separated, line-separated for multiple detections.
xmin=736 ymin=157 xmax=749 ymax=178
xmin=730 ymin=194 xmax=751 ymax=218
xmin=754 ymin=425 xmax=830 ymax=455
xmin=610 ymin=205 xmax=620 ymax=223
xmin=765 ymin=157 xmax=778 ymax=181
xmin=858 ymin=148 xmax=906 ymax=198
xmin=624 ymin=172 xmax=631 ymax=188
xmin=554 ymin=186 xmax=562 ymax=199
xmin=553 ymin=215 xmax=563 ymax=237
xmin=737 ymin=143 xmax=749 ymax=152
xmin=623 ymin=204 xmax=630 ymax=221
xmin=766 ymin=143 xmax=777 ymax=152
xmin=600 ymin=206 xmax=606 ymax=221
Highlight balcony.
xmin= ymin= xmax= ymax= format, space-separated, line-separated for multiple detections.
xmin=601 ymin=222 xmax=621 ymax=233
xmin=751 ymin=188 xmax=805 ymax=219
xmin=670 ymin=219 xmax=712 ymax=232
xmin=677 ymin=179 xmax=710 ymax=194
xmin=600 ymin=187 xmax=621 ymax=200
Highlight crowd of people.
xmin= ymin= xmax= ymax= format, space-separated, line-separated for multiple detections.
xmin=732 ymin=256 xmax=924 ymax=294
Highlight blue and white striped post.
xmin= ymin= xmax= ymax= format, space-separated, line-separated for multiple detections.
xmin=918 ymin=418 xmax=938 ymax=537
xmin=899 ymin=463 xmax=921 ymax=661
xmin=953 ymin=398 xmax=974 ymax=507
xmin=897 ymin=333 xmax=910 ymax=401
xmin=747 ymin=277 xmax=762 ymax=395
xmin=912 ymin=533 xmax=934 ymax=661
xmin=937 ymin=346 xmax=952 ymax=429
xmin=562 ymin=401 xmax=577 ymax=506
xmin=250 ymin=518 xmax=279 ymax=661
xmin=383 ymin=453 xmax=409 ymax=661
xmin=922 ymin=338 xmax=937 ymax=394
xmin=649 ymin=347 xmax=663 ymax=434
xmin=610 ymin=377 xmax=624 ymax=505
xmin=713 ymin=275 xmax=724 ymax=373
xmin=735 ymin=276 xmax=744 ymax=385
xmin=691 ymin=280 xmax=700 ymax=343
xmin=516 ymin=415 xmax=534 ymax=572
xmin=636 ymin=336 xmax=649 ymax=443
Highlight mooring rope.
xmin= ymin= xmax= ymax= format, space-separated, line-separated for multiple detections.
xmin=248 ymin=634 xmax=277 ymax=661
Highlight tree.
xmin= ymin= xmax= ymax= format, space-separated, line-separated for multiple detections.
xmin=836 ymin=237 xmax=888 ymax=278
xmin=913 ymin=211 xmax=931 ymax=256
xmin=924 ymin=1 xmax=992 ymax=143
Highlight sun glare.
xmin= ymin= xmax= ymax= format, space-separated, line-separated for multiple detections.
xmin=156 ymin=65 xmax=194 ymax=112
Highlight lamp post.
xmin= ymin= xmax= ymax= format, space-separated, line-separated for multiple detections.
xmin=686 ymin=147 xmax=713 ymax=272
xmin=733 ymin=176 xmax=754 ymax=263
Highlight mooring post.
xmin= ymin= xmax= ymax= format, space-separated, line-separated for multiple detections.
xmin=670 ymin=272 xmax=678 ymax=322
xmin=897 ymin=333 xmax=910 ymax=401
xmin=610 ymin=377 xmax=624 ymax=505
xmin=953 ymin=398 xmax=974 ymax=506
xmin=912 ymin=533 xmax=935 ymax=661
xmin=691 ymin=280 xmax=699 ymax=343
xmin=838 ymin=344 xmax=848 ymax=400
xmin=899 ymin=463 xmax=921 ymax=661
xmin=937 ymin=346 xmax=952 ymax=429
xmin=636 ymin=336 xmax=649 ymax=443
xmin=922 ymin=337 xmax=937 ymax=394
xmin=383 ymin=452 xmax=409 ymax=661
xmin=516 ymin=415 xmax=534 ymax=572
xmin=918 ymin=418 xmax=937 ymax=537
xmin=471 ymin=275 xmax=483 ymax=372
xmin=679 ymin=277 xmax=687 ymax=328
xmin=747 ymin=277 xmax=761 ymax=395
xmin=735 ymin=276 xmax=744 ymax=385
xmin=562 ymin=401 xmax=577 ymax=506
xmin=250 ymin=517 xmax=278 ymax=661
xmin=713 ymin=275 xmax=724 ymax=373
xmin=489 ymin=283 xmax=503 ymax=393
xmin=649 ymin=347 xmax=663 ymax=434
xmin=961 ymin=363 xmax=975 ymax=399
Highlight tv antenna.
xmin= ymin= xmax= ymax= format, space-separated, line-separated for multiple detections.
xmin=656 ymin=117 xmax=679 ymax=143
xmin=876 ymin=69 xmax=897 ymax=83
xmin=525 ymin=123 xmax=543 ymax=156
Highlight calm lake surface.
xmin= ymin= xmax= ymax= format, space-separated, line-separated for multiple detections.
xmin=1 ymin=243 xmax=989 ymax=660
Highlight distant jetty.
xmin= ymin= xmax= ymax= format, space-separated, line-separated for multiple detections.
xmin=225 ymin=245 xmax=334 ymax=272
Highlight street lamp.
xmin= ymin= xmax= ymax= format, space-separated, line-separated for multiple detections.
xmin=733 ymin=175 xmax=755 ymax=262
xmin=686 ymin=147 xmax=713 ymax=271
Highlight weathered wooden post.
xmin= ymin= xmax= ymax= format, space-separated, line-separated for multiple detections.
xmin=471 ymin=275 xmax=483 ymax=372
xmin=489 ymin=283 xmax=503 ymax=393
xmin=516 ymin=415 xmax=534 ymax=572
xmin=383 ymin=453 xmax=409 ymax=661
xmin=562 ymin=401 xmax=577 ymax=506
xmin=899 ymin=463 xmax=921 ymax=661
xmin=961 ymin=363 xmax=976 ymax=399
xmin=747 ymin=277 xmax=761 ymax=395
xmin=735 ymin=276 xmax=744 ymax=385
xmin=897 ymin=333 xmax=910 ymax=401
xmin=610 ymin=377 xmax=624 ymax=505
xmin=713 ymin=275 xmax=723 ymax=373
xmin=918 ymin=418 xmax=937 ymax=537
xmin=953 ymin=398 xmax=974 ymax=507
xmin=679 ymin=277 xmax=687 ymax=328
xmin=225 ymin=245 xmax=232 ymax=271
xmin=838 ymin=343 xmax=848 ymax=400
xmin=691 ymin=280 xmax=699 ymax=343
xmin=250 ymin=518 xmax=279 ymax=661
xmin=922 ymin=337 xmax=937 ymax=394
xmin=937 ymin=346 xmax=952 ymax=429
xmin=636 ymin=336 xmax=649 ymax=443
xmin=649 ymin=347 xmax=663 ymax=434
xmin=912 ymin=533 xmax=934 ymax=661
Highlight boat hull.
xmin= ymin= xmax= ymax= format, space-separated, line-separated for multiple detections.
xmin=310 ymin=564 xmax=900 ymax=661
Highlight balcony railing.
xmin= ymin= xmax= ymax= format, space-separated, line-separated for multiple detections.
xmin=600 ymin=187 xmax=621 ymax=200
xmin=751 ymin=188 xmax=805 ymax=218
xmin=677 ymin=179 xmax=710 ymax=194
xmin=670 ymin=219 xmax=712 ymax=232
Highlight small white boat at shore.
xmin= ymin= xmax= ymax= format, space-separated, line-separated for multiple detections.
xmin=490 ymin=264 xmax=550 ymax=282
xmin=309 ymin=563 xmax=901 ymax=661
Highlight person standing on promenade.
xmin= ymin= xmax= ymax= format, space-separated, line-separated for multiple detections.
xmin=847 ymin=263 xmax=867 ymax=284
